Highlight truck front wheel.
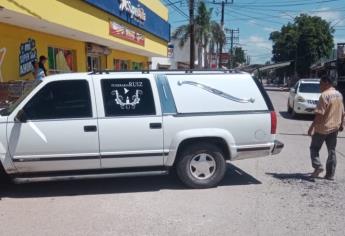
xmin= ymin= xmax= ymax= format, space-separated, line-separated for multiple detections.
xmin=176 ymin=143 xmax=226 ymax=188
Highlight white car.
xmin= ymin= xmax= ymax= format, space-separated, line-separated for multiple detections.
xmin=0 ymin=70 xmax=283 ymax=188
xmin=287 ymin=79 xmax=321 ymax=117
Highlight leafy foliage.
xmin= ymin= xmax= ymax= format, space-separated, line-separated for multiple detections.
xmin=270 ymin=14 xmax=334 ymax=77
xmin=232 ymin=47 xmax=246 ymax=67
xmin=171 ymin=1 xmax=225 ymax=68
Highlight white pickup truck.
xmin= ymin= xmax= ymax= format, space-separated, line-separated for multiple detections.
xmin=0 ymin=70 xmax=283 ymax=188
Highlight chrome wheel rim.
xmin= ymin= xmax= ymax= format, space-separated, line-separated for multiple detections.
xmin=189 ymin=153 xmax=216 ymax=180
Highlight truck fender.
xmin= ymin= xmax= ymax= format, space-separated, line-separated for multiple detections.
xmin=164 ymin=128 xmax=237 ymax=166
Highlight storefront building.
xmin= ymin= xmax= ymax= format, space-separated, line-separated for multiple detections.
xmin=0 ymin=0 xmax=170 ymax=82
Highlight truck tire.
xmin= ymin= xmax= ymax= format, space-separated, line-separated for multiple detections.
xmin=0 ymin=163 xmax=11 ymax=186
xmin=176 ymin=143 xmax=226 ymax=188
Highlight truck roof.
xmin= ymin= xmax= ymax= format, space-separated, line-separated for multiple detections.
xmin=43 ymin=70 xmax=249 ymax=81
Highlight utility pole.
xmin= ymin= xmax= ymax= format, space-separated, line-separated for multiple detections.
xmin=219 ymin=1 xmax=225 ymax=68
xmin=212 ymin=0 xmax=234 ymax=68
xmin=189 ymin=0 xmax=195 ymax=69
xmin=225 ymin=28 xmax=239 ymax=68
xmin=229 ymin=29 xmax=234 ymax=67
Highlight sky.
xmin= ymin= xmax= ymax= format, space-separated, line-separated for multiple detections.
xmin=162 ymin=0 xmax=345 ymax=64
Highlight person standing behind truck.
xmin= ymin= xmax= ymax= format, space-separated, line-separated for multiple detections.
xmin=32 ymin=59 xmax=45 ymax=80
xmin=38 ymin=55 xmax=48 ymax=77
xmin=308 ymin=75 xmax=345 ymax=180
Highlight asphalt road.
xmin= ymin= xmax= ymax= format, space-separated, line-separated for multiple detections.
xmin=0 ymin=90 xmax=344 ymax=236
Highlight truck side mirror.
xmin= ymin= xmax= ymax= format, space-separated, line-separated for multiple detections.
xmin=15 ymin=109 xmax=28 ymax=123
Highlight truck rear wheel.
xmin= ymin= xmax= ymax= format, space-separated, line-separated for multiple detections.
xmin=176 ymin=143 xmax=226 ymax=188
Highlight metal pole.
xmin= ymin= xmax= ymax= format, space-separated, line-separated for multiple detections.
xmin=218 ymin=0 xmax=225 ymax=68
xmin=230 ymin=29 xmax=234 ymax=68
xmin=189 ymin=0 xmax=195 ymax=69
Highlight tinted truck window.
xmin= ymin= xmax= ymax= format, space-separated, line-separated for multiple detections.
xmin=101 ymin=79 xmax=156 ymax=116
xmin=24 ymin=80 xmax=92 ymax=120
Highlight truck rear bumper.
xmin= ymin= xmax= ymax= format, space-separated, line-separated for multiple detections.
xmin=232 ymin=140 xmax=284 ymax=161
xmin=271 ymin=140 xmax=284 ymax=155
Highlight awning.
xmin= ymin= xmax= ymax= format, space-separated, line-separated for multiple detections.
xmin=158 ymin=62 xmax=171 ymax=68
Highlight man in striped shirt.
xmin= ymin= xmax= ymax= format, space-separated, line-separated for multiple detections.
xmin=308 ymin=76 xmax=344 ymax=180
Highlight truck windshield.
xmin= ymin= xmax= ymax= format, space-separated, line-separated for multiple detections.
xmin=0 ymin=80 xmax=42 ymax=116
xmin=299 ymin=83 xmax=320 ymax=93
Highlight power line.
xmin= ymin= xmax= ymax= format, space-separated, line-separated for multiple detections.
xmin=225 ymin=9 xmax=285 ymax=25
xmin=230 ymin=0 xmax=341 ymax=8
xmin=164 ymin=0 xmax=189 ymax=19
xmin=230 ymin=5 xmax=345 ymax=13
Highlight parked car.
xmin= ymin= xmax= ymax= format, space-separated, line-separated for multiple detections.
xmin=287 ymin=79 xmax=321 ymax=117
xmin=0 ymin=70 xmax=283 ymax=188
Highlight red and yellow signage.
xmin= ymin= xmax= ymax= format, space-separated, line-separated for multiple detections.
xmin=109 ymin=21 xmax=145 ymax=46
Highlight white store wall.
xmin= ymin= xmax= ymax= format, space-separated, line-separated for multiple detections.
xmin=150 ymin=39 xmax=203 ymax=69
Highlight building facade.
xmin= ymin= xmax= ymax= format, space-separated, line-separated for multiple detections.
xmin=0 ymin=0 xmax=170 ymax=82
xmin=151 ymin=39 xmax=204 ymax=70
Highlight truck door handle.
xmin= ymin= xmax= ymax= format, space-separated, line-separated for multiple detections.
xmin=150 ymin=123 xmax=162 ymax=129
xmin=84 ymin=125 xmax=97 ymax=132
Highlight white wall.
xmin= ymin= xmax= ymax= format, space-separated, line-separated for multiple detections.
xmin=150 ymin=57 xmax=172 ymax=70
xmin=150 ymin=39 xmax=203 ymax=69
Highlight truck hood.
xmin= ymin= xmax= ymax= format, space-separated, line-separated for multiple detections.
xmin=297 ymin=92 xmax=321 ymax=101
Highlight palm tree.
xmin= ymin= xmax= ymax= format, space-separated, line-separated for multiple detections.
xmin=195 ymin=1 xmax=213 ymax=68
xmin=172 ymin=24 xmax=190 ymax=49
xmin=209 ymin=21 xmax=226 ymax=68
xmin=172 ymin=1 xmax=214 ymax=68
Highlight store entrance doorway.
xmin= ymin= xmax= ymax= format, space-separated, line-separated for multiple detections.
xmin=86 ymin=43 xmax=110 ymax=72
xmin=87 ymin=55 xmax=101 ymax=72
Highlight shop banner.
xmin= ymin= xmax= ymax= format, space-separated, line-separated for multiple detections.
xmin=220 ymin=53 xmax=230 ymax=64
xmin=167 ymin=44 xmax=174 ymax=58
xmin=84 ymin=0 xmax=170 ymax=42
xmin=19 ymin=38 xmax=37 ymax=76
xmin=109 ymin=21 xmax=145 ymax=46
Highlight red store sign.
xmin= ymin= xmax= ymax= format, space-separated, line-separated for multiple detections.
xmin=109 ymin=21 xmax=145 ymax=46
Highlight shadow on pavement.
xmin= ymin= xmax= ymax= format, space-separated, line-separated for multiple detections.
xmin=266 ymin=172 xmax=315 ymax=182
xmin=0 ymin=163 xmax=261 ymax=199
xmin=278 ymin=132 xmax=344 ymax=139
xmin=278 ymin=132 xmax=308 ymax=137
xmin=264 ymin=87 xmax=289 ymax=92
xmin=279 ymin=111 xmax=314 ymax=121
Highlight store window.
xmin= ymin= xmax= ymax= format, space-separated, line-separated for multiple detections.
xmin=114 ymin=59 xmax=130 ymax=71
xmin=48 ymin=47 xmax=76 ymax=74
xmin=88 ymin=55 xmax=101 ymax=72
xmin=101 ymin=79 xmax=156 ymax=116
xmin=23 ymin=80 xmax=92 ymax=120
xmin=132 ymin=62 xmax=144 ymax=71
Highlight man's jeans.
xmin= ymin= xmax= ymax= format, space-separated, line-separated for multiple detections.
xmin=310 ymin=131 xmax=338 ymax=177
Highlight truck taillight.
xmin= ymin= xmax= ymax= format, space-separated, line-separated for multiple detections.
xmin=270 ymin=111 xmax=277 ymax=134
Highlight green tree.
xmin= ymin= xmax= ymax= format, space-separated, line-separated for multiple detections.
xmin=270 ymin=14 xmax=334 ymax=77
xmin=232 ymin=47 xmax=246 ymax=67
xmin=195 ymin=1 xmax=213 ymax=68
xmin=172 ymin=1 xmax=225 ymax=68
